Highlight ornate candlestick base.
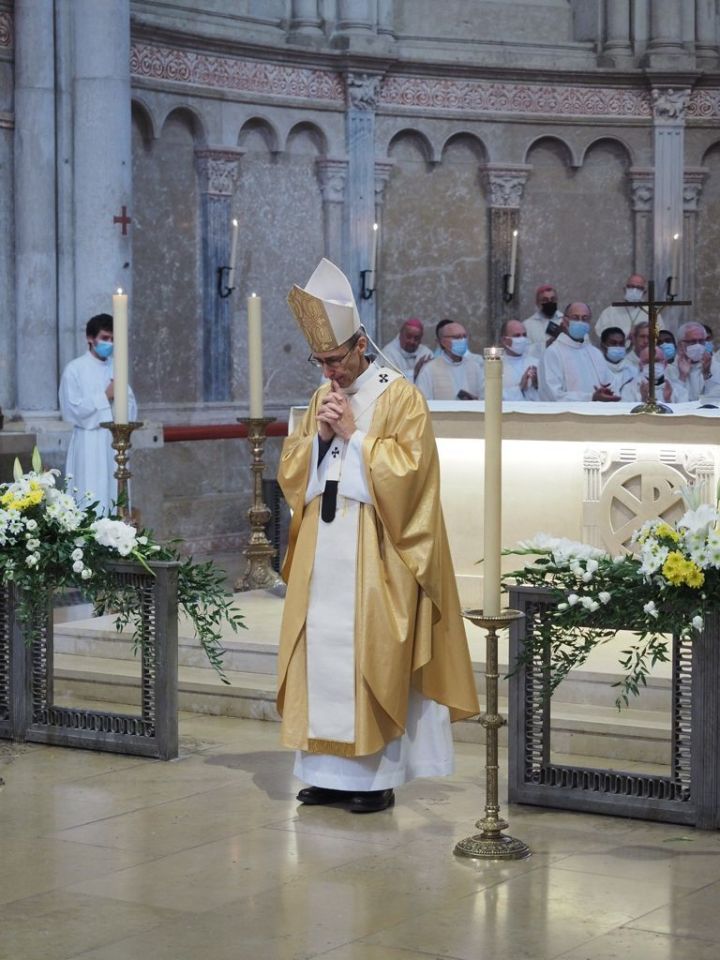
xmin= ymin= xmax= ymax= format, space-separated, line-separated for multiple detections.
xmin=631 ymin=400 xmax=673 ymax=416
xmin=454 ymin=608 xmax=531 ymax=862
xmin=100 ymin=421 xmax=143 ymax=523
xmin=236 ymin=417 xmax=284 ymax=593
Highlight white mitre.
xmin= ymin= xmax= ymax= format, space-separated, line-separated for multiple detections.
xmin=287 ymin=258 xmax=361 ymax=352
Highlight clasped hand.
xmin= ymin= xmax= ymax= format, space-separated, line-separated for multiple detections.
xmin=316 ymin=381 xmax=356 ymax=441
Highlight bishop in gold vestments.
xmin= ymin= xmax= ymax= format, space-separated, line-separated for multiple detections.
xmin=278 ymin=259 xmax=479 ymax=812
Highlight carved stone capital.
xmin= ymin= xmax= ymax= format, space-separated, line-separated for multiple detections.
xmin=683 ymin=168 xmax=709 ymax=213
xmin=346 ymin=73 xmax=382 ymax=111
xmin=629 ymin=167 xmax=654 ymax=213
xmin=316 ymin=158 xmax=348 ymax=204
xmin=651 ymin=87 xmax=691 ymax=123
xmin=195 ymin=149 xmax=243 ymax=196
xmin=482 ymin=165 xmax=531 ymax=209
xmin=374 ymin=160 xmax=394 ymax=205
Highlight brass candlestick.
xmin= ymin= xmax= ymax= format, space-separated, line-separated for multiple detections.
xmin=454 ymin=607 xmax=531 ymax=861
xmin=100 ymin=421 xmax=143 ymax=522
xmin=236 ymin=417 xmax=283 ymax=592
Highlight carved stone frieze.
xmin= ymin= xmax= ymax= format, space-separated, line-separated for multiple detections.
xmin=651 ymin=87 xmax=691 ymax=123
xmin=0 ymin=11 xmax=12 ymax=48
xmin=482 ymin=166 xmax=531 ymax=209
xmin=346 ymin=73 xmax=381 ymax=111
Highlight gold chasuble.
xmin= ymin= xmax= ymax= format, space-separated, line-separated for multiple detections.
xmin=277 ymin=375 xmax=479 ymax=758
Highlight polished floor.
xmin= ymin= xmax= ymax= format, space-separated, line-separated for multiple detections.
xmin=2 ymin=713 xmax=720 ymax=960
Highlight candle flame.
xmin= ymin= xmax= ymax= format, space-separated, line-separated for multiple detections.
xmin=232 ymin=218 xmax=238 ymax=226
xmin=251 ymin=292 xmax=257 ymax=298
xmin=512 ymin=229 xmax=518 ymax=237
xmin=673 ymin=232 xmax=680 ymax=240
xmin=373 ymin=222 xmax=379 ymax=231
xmin=116 ymin=287 xmax=124 ymax=295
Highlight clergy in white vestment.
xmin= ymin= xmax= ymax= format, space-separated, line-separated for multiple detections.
xmin=414 ymin=320 xmax=485 ymax=400
xmin=672 ymin=321 xmax=720 ymax=402
xmin=523 ymin=283 xmax=563 ymax=357
xmin=599 ymin=326 xmax=636 ymax=395
xmin=620 ymin=346 xmax=689 ymax=404
xmin=380 ymin=318 xmax=433 ymax=383
xmin=593 ymin=273 xmax=662 ymax=342
xmin=538 ymin=303 xmax=620 ymax=403
xmin=499 ymin=319 xmax=538 ymax=400
xmin=278 ymin=259 xmax=479 ymax=815
xmin=59 ymin=313 xmax=137 ymax=514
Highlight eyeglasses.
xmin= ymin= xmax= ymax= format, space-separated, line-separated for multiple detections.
xmin=681 ymin=338 xmax=706 ymax=346
xmin=307 ymin=344 xmax=356 ymax=369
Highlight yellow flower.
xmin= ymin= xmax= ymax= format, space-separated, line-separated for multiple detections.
xmin=662 ymin=551 xmax=705 ymax=588
xmin=655 ymin=522 xmax=680 ymax=543
xmin=685 ymin=562 xmax=705 ymax=588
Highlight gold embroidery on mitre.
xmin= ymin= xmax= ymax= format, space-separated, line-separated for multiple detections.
xmin=287 ymin=286 xmax=338 ymax=352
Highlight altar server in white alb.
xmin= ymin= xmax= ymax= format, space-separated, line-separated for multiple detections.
xmin=278 ymin=259 xmax=478 ymax=814
xmin=380 ymin=318 xmax=433 ymax=383
xmin=539 ymin=302 xmax=620 ymax=403
xmin=59 ymin=313 xmax=137 ymax=514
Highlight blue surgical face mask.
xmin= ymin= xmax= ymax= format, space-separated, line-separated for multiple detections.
xmin=705 ymin=341 xmax=714 ymax=354
xmin=450 ymin=338 xmax=468 ymax=358
xmin=94 ymin=340 xmax=113 ymax=359
xmin=606 ymin=346 xmax=626 ymax=364
xmin=568 ymin=321 xmax=590 ymax=342
xmin=660 ymin=342 xmax=676 ymax=362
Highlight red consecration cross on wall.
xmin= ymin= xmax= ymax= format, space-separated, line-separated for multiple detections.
xmin=113 ymin=205 xmax=132 ymax=235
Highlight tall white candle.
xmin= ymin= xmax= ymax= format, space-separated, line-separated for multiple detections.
xmin=669 ymin=232 xmax=680 ymax=297
xmin=371 ymin=222 xmax=379 ymax=277
xmin=483 ymin=346 xmax=503 ymax=617
xmin=507 ymin=229 xmax=519 ymax=297
xmin=112 ymin=288 xmax=129 ymax=424
xmin=248 ymin=293 xmax=263 ymax=418
xmin=228 ymin=217 xmax=239 ymax=290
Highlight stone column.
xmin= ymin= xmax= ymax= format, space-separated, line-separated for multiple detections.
xmin=195 ymin=149 xmax=242 ymax=402
xmin=14 ymin=0 xmax=58 ymax=412
xmin=337 ymin=0 xmax=375 ymax=33
xmin=316 ymin=158 xmax=348 ymax=265
xmin=652 ymin=87 xmax=690 ymax=313
xmin=482 ymin=164 xmax=531 ymax=342
xmin=604 ymin=0 xmax=633 ymax=63
xmin=377 ymin=0 xmax=395 ymax=39
xmin=696 ymin=0 xmax=719 ymax=65
xmin=0 ymin=118 xmax=14 ymax=410
xmin=288 ymin=0 xmax=323 ymax=38
xmin=345 ymin=73 xmax=381 ymax=338
xmin=682 ymin=168 xmax=708 ymax=316
xmin=645 ymin=0 xmax=687 ymax=65
xmin=373 ymin=160 xmax=394 ymax=337
xmin=628 ymin=167 xmax=654 ymax=277
xmin=72 ymin=0 xmax=132 ymax=347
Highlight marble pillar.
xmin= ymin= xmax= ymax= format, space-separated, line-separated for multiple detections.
xmin=695 ymin=0 xmax=719 ymax=64
xmin=337 ymin=0 xmax=375 ymax=33
xmin=652 ymin=87 xmax=690 ymax=316
xmin=629 ymin=167 xmax=654 ymax=278
xmin=682 ymin=169 xmax=708 ymax=318
xmin=14 ymin=0 xmax=58 ymax=412
xmin=645 ymin=0 xmax=687 ymax=65
xmin=372 ymin=160 xmax=394 ymax=333
xmin=288 ymin=1 xmax=323 ymax=37
xmin=195 ymin=149 xmax=242 ymax=402
xmin=345 ymin=73 xmax=381 ymax=339
xmin=316 ymin=158 xmax=348 ymax=265
xmin=483 ymin=165 xmax=530 ymax=342
xmin=604 ymin=0 xmax=633 ymax=63
xmin=377 ymin=0 xmax=395 ymax=39
xmin=72 ymin=0 xmax=132 ymax=345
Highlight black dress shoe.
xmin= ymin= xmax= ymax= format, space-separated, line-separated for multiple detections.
xmin=296 ymin=785 xmax=351 ymax=805
xmin=348 ymin=789 xmax=395 ymax=814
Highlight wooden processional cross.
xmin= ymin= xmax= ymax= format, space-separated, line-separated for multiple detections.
xmin=612 ymin=278 xmax=691 ymax=415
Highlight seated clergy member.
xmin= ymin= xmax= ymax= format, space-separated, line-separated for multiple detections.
xmin=626 ymin=319 xmax=650 ymax=368
xmin=279 ymin=258 xmax=479 ymax=815
xmin=415 ymin=319 xmax=484 ymax=400
xmin=594 ymin=273 xmax=661 ymax=341
xmin=674 ymin=321 xmax=720 ymax=401
xmin=381 ymin=317 xmax=433 ymax=383
xmin=538 ymin=302 xmax=619 ymax=402
xmin=499 ymin=319 xmax=538 ymax=400
xmin=620 ymin=346 xmax=689 ymax=404
xmin=523 ymin=283 xmax=563 ymax=355
xmin=600 ymin=326 xmax=635 ymax=395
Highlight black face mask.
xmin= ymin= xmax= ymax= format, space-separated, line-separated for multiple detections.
xmin=540 ymin=301 xmax=558 ymax=318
